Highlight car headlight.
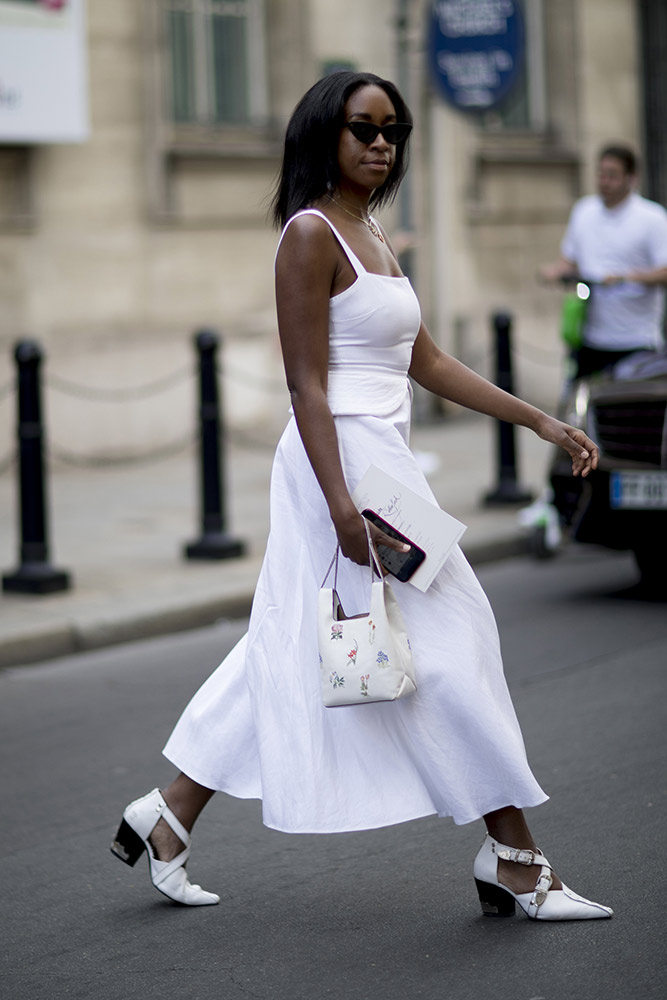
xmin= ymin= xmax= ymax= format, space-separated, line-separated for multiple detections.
xmin=564 ymin=381 xmax=590 ymax=429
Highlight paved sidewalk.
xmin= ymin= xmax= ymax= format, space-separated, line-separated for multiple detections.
xmin=0 ymin=412 xmax=550 ymax=668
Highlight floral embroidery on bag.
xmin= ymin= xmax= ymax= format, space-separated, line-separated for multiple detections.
xmin=331 ymin=623 xmax=343 ymax=640
xmin=368 ymin=619 xmax=376 ymax=644
xmin=329 ymin=671 xmax=345 ymax=689
xmin=347 ymin=640 xmax=358 ymax=666
xmin=376 ymin=650 xmax=389 ymax=667
xmin=360 ymin=674 xmax=370 ymax=697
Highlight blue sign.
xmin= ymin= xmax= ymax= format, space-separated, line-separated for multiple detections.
xmin=428 ymin=0 xmax=525 ymax=112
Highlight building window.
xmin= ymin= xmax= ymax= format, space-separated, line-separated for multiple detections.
xmin=481 ymin=0 xmax=546 ymax=132
xmin=164 ymin=0 xmax=268 ymax=127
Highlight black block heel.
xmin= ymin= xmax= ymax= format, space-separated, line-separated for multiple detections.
xmin=475 ymin=878 xmax=516 ymax=917
xmin=110 ymin=818 xmax=146 ymax=867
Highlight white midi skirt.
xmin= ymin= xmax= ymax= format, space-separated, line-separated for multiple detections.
xmin=163 ymin=396 xmax=547 ymax=833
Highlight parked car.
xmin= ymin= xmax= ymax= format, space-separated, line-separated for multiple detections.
xmin=548 ymin=349 xmax=667 ymax=588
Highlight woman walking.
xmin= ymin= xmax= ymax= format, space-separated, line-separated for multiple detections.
xmin=111 ymin=71 xmax=611 ymax=921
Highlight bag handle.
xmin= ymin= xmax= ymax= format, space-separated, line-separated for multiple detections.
xmin=320 ymin=518 xmax=384 ymax=588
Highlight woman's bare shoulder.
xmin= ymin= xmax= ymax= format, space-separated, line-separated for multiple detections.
xmin=277 ymin=210 xmax=337 ymax=271
xmin=280 ymin=210 xmax=334 ymax=245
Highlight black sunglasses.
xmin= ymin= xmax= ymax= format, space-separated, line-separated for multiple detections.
xmin=343 ymin=121 xmax=413 ymax=145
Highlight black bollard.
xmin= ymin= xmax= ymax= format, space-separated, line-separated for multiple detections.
xmin=184 ymin=329 xmax=246 ymax=560
xmin=3 ymin=340 xmax=71 ymax=594
xmin=483 ymin=313 xmax=533 ymax=506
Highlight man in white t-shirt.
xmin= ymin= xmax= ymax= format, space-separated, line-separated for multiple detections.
xmin=541 ymin=144 xmax=667 ymax=378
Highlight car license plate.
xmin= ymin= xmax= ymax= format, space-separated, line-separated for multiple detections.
xmin=610 ymin=471 xmax=667 ymax=509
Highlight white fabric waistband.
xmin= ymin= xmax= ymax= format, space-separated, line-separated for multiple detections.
xmin=326 ymin=368 xmax=410 ymax=417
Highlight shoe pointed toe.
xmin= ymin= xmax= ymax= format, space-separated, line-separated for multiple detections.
xmin=156 ymin=865 xmax=220 ymax=906
xmin=556 ymin=884 xmax=613 ymax=919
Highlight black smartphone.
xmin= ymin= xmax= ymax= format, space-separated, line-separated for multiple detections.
xmin=361 ymin=509 xmax=426 ymax=582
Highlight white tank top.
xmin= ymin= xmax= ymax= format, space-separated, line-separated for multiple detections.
xmin=276 ymin=209 xmax=422 ymax=416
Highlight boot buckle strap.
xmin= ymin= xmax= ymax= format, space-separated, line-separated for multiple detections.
xmin=496 ymin=847 xmax=536 ymax=866
xmin=530 ymin=871 xmax=554 ymax=909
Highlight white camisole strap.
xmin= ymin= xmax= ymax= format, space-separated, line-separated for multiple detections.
xmin=275 ymin=208 xmax=367 ymax=277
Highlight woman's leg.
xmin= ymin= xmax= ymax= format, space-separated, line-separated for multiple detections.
xmin=148 ymin=773 xmax=215 ymax=861
xmin=483 ymin=806 xmax=562 ymax=893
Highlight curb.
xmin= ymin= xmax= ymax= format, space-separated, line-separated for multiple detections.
xmin=465 ymin=534 xmax=532 ymax=568
xmin=0 ymin=534 xmax=531 ymax=670
xmin=0 ymin=591 xmax=256 ymax=671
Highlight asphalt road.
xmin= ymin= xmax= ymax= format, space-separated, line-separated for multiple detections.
xmin=2 ymin=547 xmax=666 ymax=1000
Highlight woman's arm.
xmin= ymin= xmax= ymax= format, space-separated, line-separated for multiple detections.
xmin=409 ymin=324 xmax=598 ymax=477
xmin=275 ymin=216 xmax=408 ymax=565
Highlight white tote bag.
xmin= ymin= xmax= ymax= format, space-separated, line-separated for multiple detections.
xmin=317 ymin=524 xmax=416 ymax=707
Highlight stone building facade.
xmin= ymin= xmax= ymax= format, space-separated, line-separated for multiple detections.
xmin=0 ymin=0 xmax=660 ymax=460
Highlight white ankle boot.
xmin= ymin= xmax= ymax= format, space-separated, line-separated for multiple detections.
xmin=473 ymin=835 xmax=612 ymax=920
xmin=110 ymin=788 xmax=219 ymax=906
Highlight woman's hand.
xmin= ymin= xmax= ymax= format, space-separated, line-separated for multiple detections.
xmin=533 ymin=414 xmax=599 ymax=477
xmin=333 ymin=509 xmax=409 ymax=568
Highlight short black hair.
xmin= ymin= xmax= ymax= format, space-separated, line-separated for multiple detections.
xmin=598 ymin=144 xmax=638 ymax=175
xmin=271 ymin=71 xmax=412 ymax=228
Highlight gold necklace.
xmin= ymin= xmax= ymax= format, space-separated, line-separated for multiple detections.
xmin=329 ymin=196 xmax=385 ymax=243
